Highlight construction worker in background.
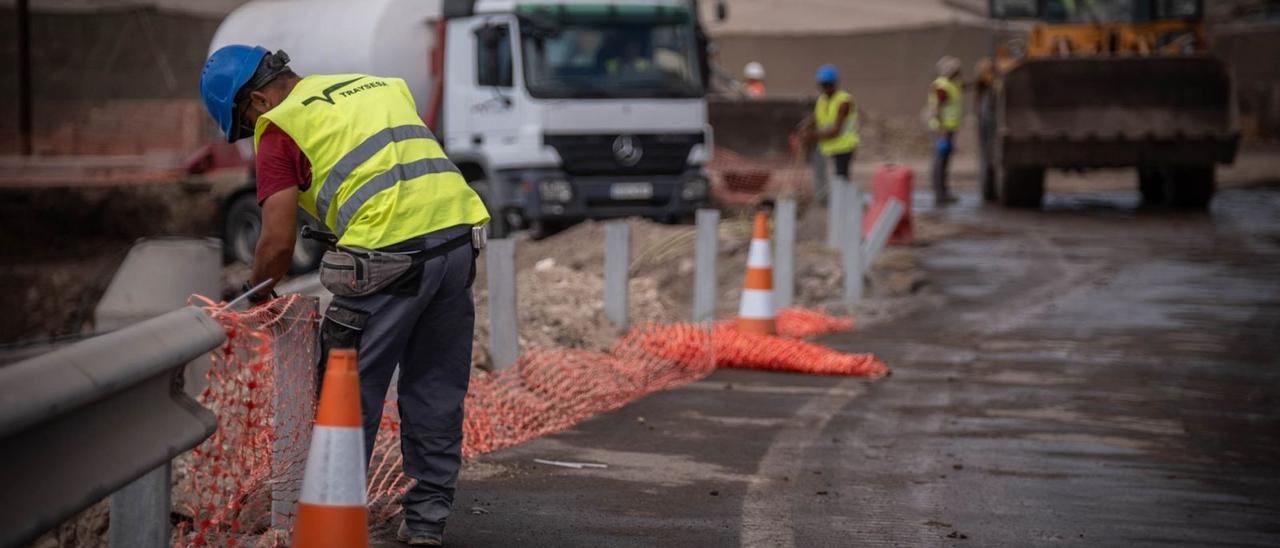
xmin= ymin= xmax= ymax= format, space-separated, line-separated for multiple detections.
xmin=812 ymin=63 xmax=859 ymax=204
xmin=928 ymin=55 xmax=963 ymax=205
xmin=743 ymin=62 xmax=766 ymax=98
xmin=200 ymin=45 xmax=490 ymax=546
xmin=605 ymin=33 xmax=652 ymax=75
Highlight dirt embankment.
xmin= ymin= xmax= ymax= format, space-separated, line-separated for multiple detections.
xmin=0 ymin=185 xmax=219 ymax=344
xmin=466 ymin=207 xmax=972 ymax=370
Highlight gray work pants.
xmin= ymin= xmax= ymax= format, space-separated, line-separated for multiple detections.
xmin=319 ymin=225 xmax=475 ymax=536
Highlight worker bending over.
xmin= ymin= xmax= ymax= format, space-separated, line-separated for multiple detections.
xmin=929 ymin=55 xmax=963 ymax=205
xmin=200 ymin=45 xmax=489 ymax=546
xmin=812 ymin=64 xmax=859 ymax=203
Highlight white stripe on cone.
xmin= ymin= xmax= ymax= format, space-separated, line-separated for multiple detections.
xmin=299 ymin=425 xmax=367 ymax=507
xmin=738 ymin=288 xmax=775 ymax=319
xmin=747 ymin=240 xmax=772 ymax=268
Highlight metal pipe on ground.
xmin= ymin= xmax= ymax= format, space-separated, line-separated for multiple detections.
xmin=693 ymin=209 xmax=720 ymax=322
xmin=487 ymin=239 xmax=519 ymax=370
xmin=862 ymin=198 xmax=905 ymax=273
xmin=604 ymin=221 xmax=631 ymax=330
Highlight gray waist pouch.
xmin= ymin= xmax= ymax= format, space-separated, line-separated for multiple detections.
xmin=319 ymin=246 xmax=414 ymax=298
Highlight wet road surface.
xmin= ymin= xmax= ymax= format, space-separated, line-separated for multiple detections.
xmin=387 ymin=185 xmax=1280 ymax=547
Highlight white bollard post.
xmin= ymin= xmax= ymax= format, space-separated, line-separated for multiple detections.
xmin=604 ymin=222 xmax=630 ymax=330
xmin=862 ymin=198 xmax=905 ymax=273
xmin=841 ymin=184 xmax=864 ymax=301
xmin=486 ymin=239 xmax=519 ymax=370
xmin=826 ymin=180 xmax=846 ymax=249
xmin=692 ymin=209 xmax=720 ymax=322
xmin=774 ymin=199 xmax=797 ymax=309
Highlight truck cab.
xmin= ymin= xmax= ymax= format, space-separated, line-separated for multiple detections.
xmin=445 ymin=0 xmax=713 ymax=236
xmin=207 ymin=0 xmax=713 ymax=268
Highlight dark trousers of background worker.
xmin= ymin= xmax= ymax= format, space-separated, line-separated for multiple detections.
xmin=931 ymin=132 xmax=956 ymax=203
xmin=814 ymin=150 xmax=854 ymax=204
xmin=319 ymin=224 xmax=476 ymax=537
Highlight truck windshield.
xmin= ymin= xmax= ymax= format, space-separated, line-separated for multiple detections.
xmin=1039 ymin=0 xmax=1201 ymax=23
xmin=518 ymin=4 xmax=704 ymax=99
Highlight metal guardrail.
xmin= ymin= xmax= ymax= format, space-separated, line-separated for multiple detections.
xmin=0 ymin=306 xmax=226 ymax=547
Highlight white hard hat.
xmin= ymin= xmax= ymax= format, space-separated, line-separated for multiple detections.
xmin=744 ymin=61 xmax=765 ymax=80
xmin=937 ymin=55 xmax=961 ymax=77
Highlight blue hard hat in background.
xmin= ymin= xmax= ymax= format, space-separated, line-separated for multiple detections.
xmin=200 ymin=45 xmax=270 ymax=142
xmin=816 ymin=64 xmax=839 ymax=84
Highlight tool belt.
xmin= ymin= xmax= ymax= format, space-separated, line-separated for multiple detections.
xmin=318 ymin=225 xmax=486 ymax=298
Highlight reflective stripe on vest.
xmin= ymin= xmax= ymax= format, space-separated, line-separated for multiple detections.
xmin=929 ymin=77 xmax=963 ymax=131
xmin=254 ymin=74 xmax=489 ymax=249
xmin=815 ymin=90 xmax=859 ymax=156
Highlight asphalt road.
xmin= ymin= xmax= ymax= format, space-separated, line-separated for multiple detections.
xmin=381 ymin=184 xmax=1280 ymax=547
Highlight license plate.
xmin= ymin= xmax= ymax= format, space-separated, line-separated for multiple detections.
xmin=610 ymin=182 xmax=653 ymax=200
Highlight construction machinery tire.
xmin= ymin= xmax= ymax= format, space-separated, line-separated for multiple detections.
xmin=1168 ymin=166 xmax=1215 ymax=209
xmin=981 ymin=160 xmax=998 ymax=202
xmin=1139 ymin=167 xmax=1166 ymax=206
xmin=999 ymin=167 xmax=1044 ymax=208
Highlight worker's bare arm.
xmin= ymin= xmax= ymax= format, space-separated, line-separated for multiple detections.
xmin=250 ymin=186 xmax=299 ymax=293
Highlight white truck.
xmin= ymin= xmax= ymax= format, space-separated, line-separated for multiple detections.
xmin=210 ymin=0 xmax=717 ymax=269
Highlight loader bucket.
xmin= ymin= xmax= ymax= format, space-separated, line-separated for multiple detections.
xmin=998 ymin=55 xmax=1239 ymax=168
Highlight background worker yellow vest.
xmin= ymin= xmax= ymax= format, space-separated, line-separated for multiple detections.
xmin=254 ymin=73 xmax=489 ymax=249
xmin=929 ymin=76 xmax=964 ymax=132
xmin=815 ymin=90 xmax=859 ymax=157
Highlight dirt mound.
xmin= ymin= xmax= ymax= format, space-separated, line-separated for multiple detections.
xmin=468 ymin=210 xmax=959 ymax=369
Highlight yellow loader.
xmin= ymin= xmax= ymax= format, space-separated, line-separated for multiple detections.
xmin=979 ymin=0 xmax=1238 ymax=208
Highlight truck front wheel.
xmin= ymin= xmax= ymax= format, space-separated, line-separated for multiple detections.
xmin=1139 ymin=166 xmax=1166 ymax=206
xmin=1168 ymin=166 xmax=1215 ymax=209
xmin=223 ymin=193 xmax=324 ymax=274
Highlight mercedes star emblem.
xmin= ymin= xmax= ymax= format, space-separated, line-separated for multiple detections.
xmin=612 ymin=135 xmax=643 ymax=167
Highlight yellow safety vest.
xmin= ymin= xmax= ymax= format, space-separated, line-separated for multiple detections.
xmin=929 ymin=76 xmax=963 ymax=132
xmin=606 ymin=57 xmax=651 ymax=75
xmin=255 ymin=74 xmax=489 ymax=249
xmin=815 ymin=90 xmax=859 ymax=156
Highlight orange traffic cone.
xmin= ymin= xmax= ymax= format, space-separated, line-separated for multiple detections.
xmin=293 ymin=349 xmax=369 ymax=548
xmin=737 ymin=211 xmax=777 ymax=334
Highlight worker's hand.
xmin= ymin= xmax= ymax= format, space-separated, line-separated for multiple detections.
xmin=241 ymin=281 xmax=279 ymax=307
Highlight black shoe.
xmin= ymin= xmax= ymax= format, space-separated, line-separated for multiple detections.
xmin=936 ymin=194 xmax=959 ymax=206
xmin=397 ymin=520 xmax=444 ymax=546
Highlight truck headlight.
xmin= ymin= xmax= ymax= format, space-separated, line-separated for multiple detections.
xmin=539 ymin=179 xmax=573 ymax=203
xmin=681 ymin=178 xmax=708 ymax=201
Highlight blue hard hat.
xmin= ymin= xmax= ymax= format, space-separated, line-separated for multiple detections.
xmin=200 ymin=45 xmax=270 ymax=142
xmin=816 ymin=64 xmax=839 ymax=84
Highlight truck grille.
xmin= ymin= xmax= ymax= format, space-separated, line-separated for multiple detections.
xmin=544 ymin=133 xmax=703 ymax=176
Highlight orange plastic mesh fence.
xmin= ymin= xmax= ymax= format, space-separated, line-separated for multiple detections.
xmin=175 ymin=298 xmax=880 ymax=545
xmin=708 ymin=147 xmax=814 ymax=205
xmin=176 ymin=294 xmax=319 ymax=547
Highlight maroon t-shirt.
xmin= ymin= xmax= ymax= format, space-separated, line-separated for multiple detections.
xmin=255 ymin=123 xmax=312 ymax=204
